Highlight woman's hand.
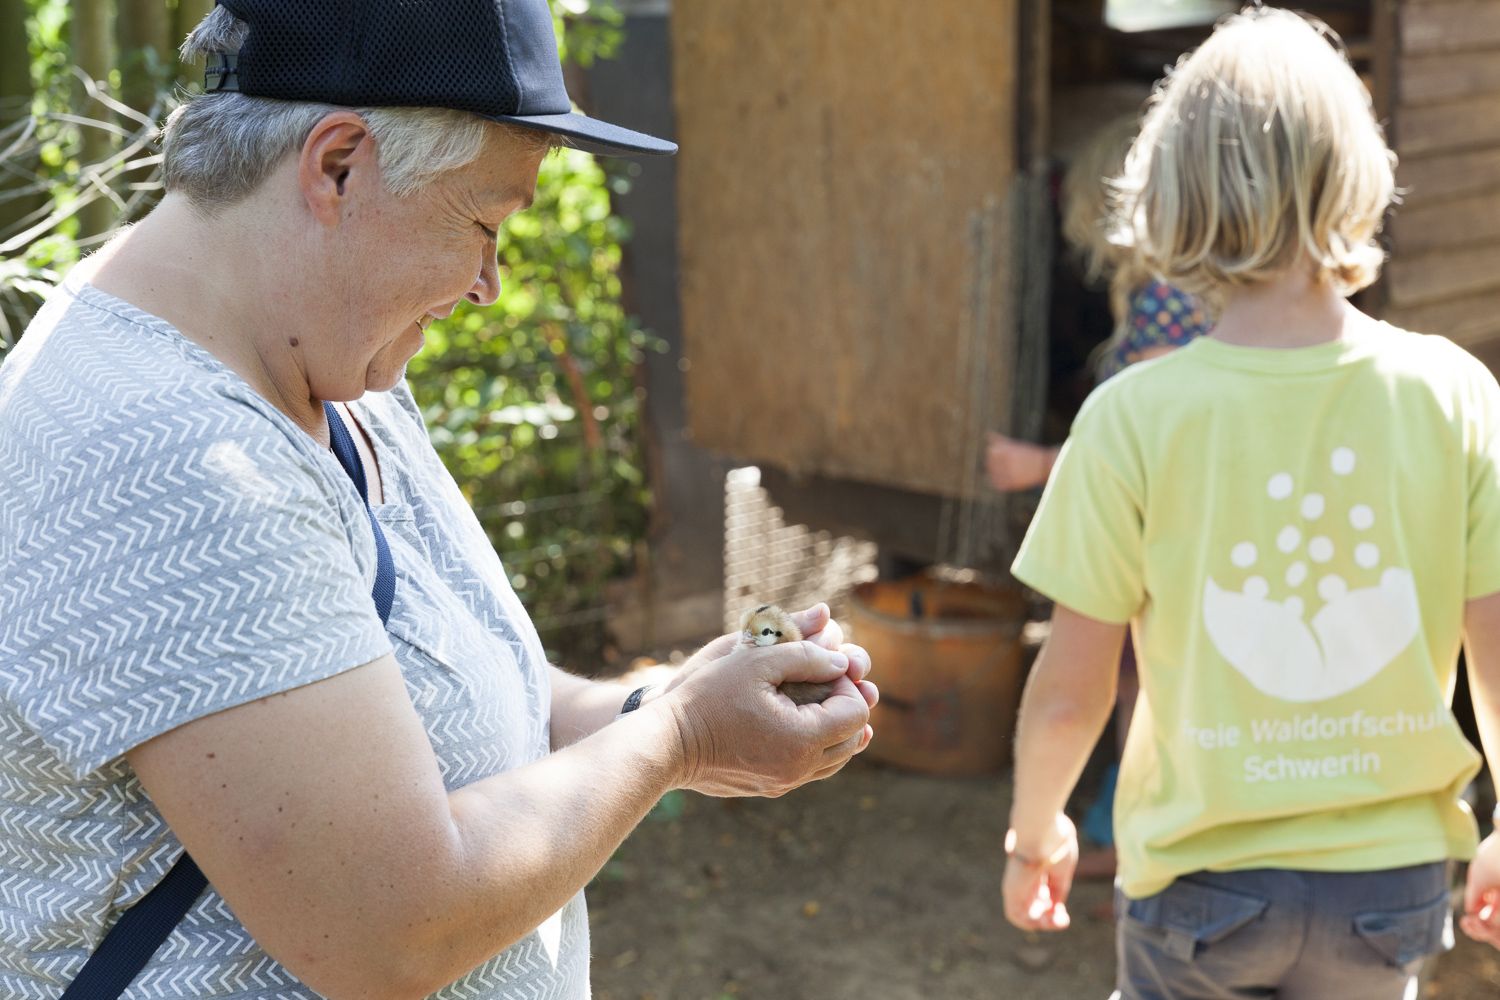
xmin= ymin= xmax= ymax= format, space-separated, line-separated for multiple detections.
xmin=665 ymin=603 xmax=878 ymax=710
xmin=1002 ymin=812 xmax=1079 ymax=932
xmin=986 ymin=432 xmax=1058 ymax=492
xmin=798 ymin=605 xmax=879 ymax=711
xmin=655 ymin=604 xmax=876 ymax=797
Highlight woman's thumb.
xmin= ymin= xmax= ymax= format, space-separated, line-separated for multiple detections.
xmin=789 ymin=602 xmax=830 ymax=638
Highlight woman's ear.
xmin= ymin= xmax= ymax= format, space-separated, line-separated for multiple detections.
xmin=297 ymin=111 xmax=378 ymax=227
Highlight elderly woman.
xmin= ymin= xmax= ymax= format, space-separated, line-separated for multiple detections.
xmin=0 ymin=2 xmax=876 ymax=998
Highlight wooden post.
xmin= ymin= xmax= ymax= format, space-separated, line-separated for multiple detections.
xmin=115 ymin=0 xmax=171 ymax=223
xmin=0 ymin=0 xmax=36 ymax=241
xmin=116 ymin=0 xmax=171 ymax=121
xmin=1011 ymin=0 xmax=1052 ymax=447
xmin=0 ymin=0 xmax=28 ymax=125
xmin=173 ymin=0 xmax=217 ymax=90
xmin=72 ymin=0 xmax=117 ymax=242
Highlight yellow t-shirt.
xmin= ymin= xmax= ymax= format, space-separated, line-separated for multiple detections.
xmin=1012 ymin=324 xmax=1500 ymax=898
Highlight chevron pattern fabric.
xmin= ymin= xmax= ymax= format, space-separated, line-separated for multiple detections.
xmin=0 ymin=281 xmax=587 ymax=998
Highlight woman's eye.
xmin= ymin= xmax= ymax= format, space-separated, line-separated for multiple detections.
xmin=478 ymin=223 xmax=498 ymax=240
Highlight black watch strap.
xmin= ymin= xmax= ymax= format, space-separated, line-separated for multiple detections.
xmin=619 ymin=685 xmax=651 ymax=715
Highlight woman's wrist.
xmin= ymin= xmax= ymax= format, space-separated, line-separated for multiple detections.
xmin=616 ymin=684 xmax=655 ymax=717
xmin=615 ymin=672 xmax=678 ymax=717
xmin=643 ymin=692 xmax=697 ymax=791
xmin=607 ymin=693 xmax=693 ymax=792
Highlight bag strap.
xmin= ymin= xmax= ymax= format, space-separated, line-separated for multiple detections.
xmin=63 ymin=402 xmax=397 ymax=999
xmin=324 ymin=402 xmax=397 ymax=623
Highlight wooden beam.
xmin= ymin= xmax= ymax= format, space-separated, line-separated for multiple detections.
xmin=1372 ymin=0 xmax=1399 ymax=125
xmin=1395 ymin=94 xmax=1500 ymax=156
xmin=1386 ymin=242 xmax=1500 ymax=307
xmin=1390 ymin=189 xmax=1500 ymax=253
xmin=1385 ymin=288 xmax=1500 ymax=346
xmin=1019 ymin=0 xmax=1050 ymax=172
xmin=1399 ymin=148 xmax=1500 ymax=205
xmin=1400 ymin=1 xmax=1500 ymax=54
xmin=1399 ymin=50 xmax=1500 ymax=106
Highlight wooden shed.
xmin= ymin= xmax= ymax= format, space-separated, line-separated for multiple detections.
xmin=670 ymin=0 xmax=1500 ymax=569
xmin=1381 ymin=1 xmax=1500 ymax=367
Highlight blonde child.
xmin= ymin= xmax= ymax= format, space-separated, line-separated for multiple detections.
xmin=1003 ymin=8 xmax=1500 ymax=998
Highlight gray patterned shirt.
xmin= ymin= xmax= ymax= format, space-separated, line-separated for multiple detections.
xmin=0 ymin=278 xmax=588 ymax=998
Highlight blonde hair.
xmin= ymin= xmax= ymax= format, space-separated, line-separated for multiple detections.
xmin=1114 ymin=7 xmax=1395 ymax=306
xmin=1061 ymin=114 xmax=1154 ymax=334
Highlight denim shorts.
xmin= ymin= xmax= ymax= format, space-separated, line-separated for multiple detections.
xmin=1114 ymin=863 xmax=1452 ymax=1000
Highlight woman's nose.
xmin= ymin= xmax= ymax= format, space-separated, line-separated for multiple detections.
xmin=466 ymin=251 xmax=501 ymax=306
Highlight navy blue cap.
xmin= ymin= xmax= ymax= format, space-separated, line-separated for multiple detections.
xmin=207 ymin=0 xmax=676 ymax=156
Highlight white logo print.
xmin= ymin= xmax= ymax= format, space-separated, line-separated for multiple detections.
xmin=1202 ymin=447 xmax=1419 ymax=703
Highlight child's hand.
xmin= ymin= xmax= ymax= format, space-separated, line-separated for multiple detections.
xmin=1462 ymin=831 xmax=1500 ymax=949
xmin=1002 ymin=812 xmax=1079 ymax=932
xmin=985 ymin=433 xmax=1055 ymax=493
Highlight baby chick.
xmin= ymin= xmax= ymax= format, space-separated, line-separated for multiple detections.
xmin=738 ymin=604 xmax=834 ymax=706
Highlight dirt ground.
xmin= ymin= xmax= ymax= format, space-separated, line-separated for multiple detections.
xmin=588 ymin=758 xmax=1500 ymax=1000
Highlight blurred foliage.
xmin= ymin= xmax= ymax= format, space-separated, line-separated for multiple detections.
xmin=1 ymin=0 xmax=161 ymax=343
xmin=407 ymin=146 xmax=661 ymax=665
xmin=554 ymin=0 xmax=626 ymax=68
xmin=409 ymin=0 xmax=660 ymax=667
xmin=2 ymin=0 xmax=658 ymax=666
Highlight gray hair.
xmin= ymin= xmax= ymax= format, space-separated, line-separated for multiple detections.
xmin=163 ymin=7 xmax=546 ymax=209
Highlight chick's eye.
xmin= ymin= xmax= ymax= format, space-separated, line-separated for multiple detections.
xmin=761 ymin=628 xmax=773 ymax=636
xmin=774 ymin=630 xmax=782 ymax=637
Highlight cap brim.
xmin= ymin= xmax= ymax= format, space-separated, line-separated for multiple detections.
xmin=486 ymin=110 xmax=677 ymax=157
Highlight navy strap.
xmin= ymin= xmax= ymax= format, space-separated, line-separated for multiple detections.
xmin=64 ymin=402 xmax=398 ymax=999
xmin=324 ymin=402 xmax=397 ymax=624
xmin=60 ymin=855 xmax=208 ymax=999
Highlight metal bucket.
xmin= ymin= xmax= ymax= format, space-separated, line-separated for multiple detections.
xmin=849 ymin=574 xmax=1027 ymax=776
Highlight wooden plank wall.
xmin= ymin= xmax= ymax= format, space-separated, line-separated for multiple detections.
xmin=1383 ymin=0 xmax=1500 ymax=359
xmin=672 ymin=1 xmax=1020 ymax=498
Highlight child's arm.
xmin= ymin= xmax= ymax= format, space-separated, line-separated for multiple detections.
xmin=1462 ymin=589 xmax=1500 ymax=948
xmin=986 ymin=432 xmax=1061 ymax=492
xmin=1003 ymin=604 xmax=1127 ymax=931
